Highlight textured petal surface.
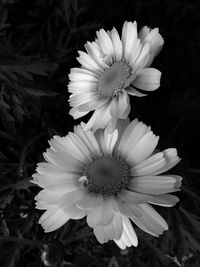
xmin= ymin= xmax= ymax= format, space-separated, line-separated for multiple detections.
xmin=94 ymin=214 xmax=123 ymax=243
xmin=130 ymin=175 xmax=182 ymax=194
xmin=87 ymin=198 xmax=115 ymax=227
xmin=114 ymin=216 xmax=138 ymax=249
xmin=131 ymin=204 xmax=168 ymax=236
xmin=132 ymin=68 xmax=161 ymax=91
xmin=149 ymin=194 xmax=180 ymax=207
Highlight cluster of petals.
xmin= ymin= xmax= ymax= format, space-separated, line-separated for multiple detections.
xmin=32 ymin=119 xmax=181 ymax=249
xmin=68 ymin=21 xmax=164 ymax=131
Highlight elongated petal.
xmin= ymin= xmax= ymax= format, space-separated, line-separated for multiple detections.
xmin=84 ymin=102 xmax=112 ymax=132
xmin=102 ymin=127 xmax=118 ymax=154
xmin=74 ymin=124 xmax=101 ymax=155
xmin=118 ymin=120 xmax=149 ymax=153
xmin=114 ymin=217 xmax=138 ymax=248
xmin=125 ymin=132 xmax=159 ymax=165
xmin=110 ymin=27 xmax=123 ymax=61
xmin=94 ymin=214 xmax=123 ymax=243
xmin=150 ymin=148 xmax=181 ymax=175
xmin=96 ymin=29 xmax=114 ymax=65
xmin=109 ymin=91 xmax=130 ymax=119
xmin=32 ymin=173 xmax=79 ymax=190
xmin=121 ymin=21 xmax=140 ymax=66
xmin=39 ymin=208 xmax=69 ymax=232
xmin=119 ymin=189 xmax=153 ymax=204
xmin=35 ymin=188 xmax=69 ymax=204
xmin=69 ymin=107 xmax=89 ymax=119
xmin=77 ymin=51 xmax=102 ymax=74
xmin=149 ymin=194 xmax=180 ymax=207
xmin=126 ymin=86 xmax=147 ymax=97
xmin=131 ymin=203 xmax=168 ymax=236
xmin=131 ymin=152 xmax=166 ymax=176
xmin=130 ymin=175 xmax=182 ymax=194
xmin=85 ymin=41 xmax=108 ymax=69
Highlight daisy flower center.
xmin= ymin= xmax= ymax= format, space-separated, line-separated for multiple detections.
xmin=83 ymin=155 xmax=131 ymax=196
xmin=97 ymin=61 xmax=131 ymax=98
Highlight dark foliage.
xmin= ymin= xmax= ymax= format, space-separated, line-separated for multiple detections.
xmin=0 ymin=0 xmax=200 ymax=266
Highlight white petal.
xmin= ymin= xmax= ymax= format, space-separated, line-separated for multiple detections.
xmin=139 ymin=27 xmax=164 ymax=67
xmin=122 ymin=217 xmax=138 ymax=246
xmin=132 ymin=68 xmax=161 ymax=91
xmin=77 ymin=51 xmax=102 ymax=74
xmin=150 ymin=148 xmax=181 ymax=175
xmin=119 ymin=189 xmax=153 ymax=204
xmin=84 ymin=102 xmax=112 ymax=132
xmin=59 ymin=189 xmax=85 ymax=207
xmin=109 ymin=91 xmax=130 ymax=119
xmin=36 ymin=162 xmax=71 ymax=175
xmin=114 ymin=118 xmax=130 ymax=148
xmin=33 ymin=172 xmax=78 ymax=190
xmin=118 ymin=119 xmax=143 ymax=152
xmin=118 ymin=121 xmax=153 ymax=163
xmin=103 ymin=127 xmax=118 ymax=154
xmin=69 ymin=92 xmax=98 ymax=107
xmin=86 ymin=199 xmax=115 ymax=227
xmin=69 ymin=107 xmax=89 ymax=119
xmin=115 ymin=198 xmax=142 ymax=218
xmin=94 ymin=214 xmax=123 ymax=243
xmin=121 ymin=21 xmax=140 ymax=66
xmin=69 ymin=72 xmax=98 ymax=82
xmin=85 ymin=41 xmax=108 ymax=69
xmin=70 ymin=67 xmax=98 ymax=77
xmin=149 ymin=194 xmax=180 ymax=207
xmin=68 ymin=81 xmax=97 ymax=94
xmin=96 ymin=29 xmax=114 ymax=65
xmin=130 ymin=175 xmax=182 ymax=194
xmin=126 ymin=86 xmax=147 ymax=97
xmin=132 ymin=42 xmax=150 ymax=69
xmin=39 ymin=208 xmax=69 ymax=232
xmin=35 ymin=201 xmax=56 ymax=210
xmin=131 ymin=203 xmax=168 ymax=236
xmin=114 ymin=217 xmax=138 ymax=248
xmin=110 ymin=27 xmax=123 ymax=61
xmin=76 ymin=193 xmax=103 ymax=210
xmin=124 ymin=131 xmax=159 ymax=165
xmin=35 ymin=188 xmax=70 ymax=204
xmin=62 ymin=203 xmax=87 ymax=220
xmin=74 ymin=124 xmax=101 ymax=155
xmin=131 ymin=152 xmax=166 ymax=176
xmin=77 ymin=97 xmax=108 ymax=113
xmin=44 ymin=140 xmax=84 ymax=169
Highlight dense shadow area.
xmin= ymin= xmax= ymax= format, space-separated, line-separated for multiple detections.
xmin=0 ymin=0 xmax=200 ymax=266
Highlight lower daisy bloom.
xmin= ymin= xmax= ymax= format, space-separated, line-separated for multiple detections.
xmin=32 ymin=119 xmax=182 ymax=249
xmin=68 ymin=21 xmax=164 ymax=131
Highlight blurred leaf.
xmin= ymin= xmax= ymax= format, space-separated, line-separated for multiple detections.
xmin=0 ymin=240 xmax=19 ymax=267
xmin=0 ymin=58 xmax=57 ymax=84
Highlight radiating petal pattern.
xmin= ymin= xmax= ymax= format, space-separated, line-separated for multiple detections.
xmin=67 ymin=21 xmax=163 ymax=131
xmin=33 ymin=118 xmax=181 ymax=250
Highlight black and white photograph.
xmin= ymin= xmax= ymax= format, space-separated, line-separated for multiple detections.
xmin=0 ymin=0 xmax=200 ymax=266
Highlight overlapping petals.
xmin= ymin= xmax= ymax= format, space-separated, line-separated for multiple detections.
xmin=68 ymin=21 xmax=164 ymax=131
xmin=33 ymin=118 xmax=181 ymax=249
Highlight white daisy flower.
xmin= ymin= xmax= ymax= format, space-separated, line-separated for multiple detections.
xmin=68 ymin=21 xmax=164 ymax=131
xmin=32 ymin=118 xmax=181 ymax=249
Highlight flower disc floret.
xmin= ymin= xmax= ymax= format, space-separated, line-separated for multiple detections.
xmin=83 ymin=155 xmax=131 ymax=195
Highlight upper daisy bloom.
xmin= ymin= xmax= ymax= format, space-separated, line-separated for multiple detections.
xmin=68 ymin=21 xmax=164 ymax=131
xmin=32 ymin=118 xmax=182 ymax=249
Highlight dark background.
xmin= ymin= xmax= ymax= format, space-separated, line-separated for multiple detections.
xmin=0 ymin=0 xmax=200 ymax=266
